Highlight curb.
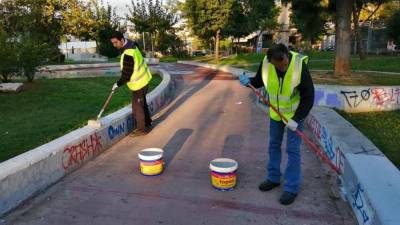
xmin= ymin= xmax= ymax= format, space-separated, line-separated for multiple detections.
xmin=40 ymin=58 xmax=160 ymax=72
xmin=177 ymin=61 xmax=400 ymax=225
xmin=0 ymin=68 xmax=175 ymax=216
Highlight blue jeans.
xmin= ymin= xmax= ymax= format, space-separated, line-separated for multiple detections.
xmin=267 ymin=119 xmax=304 ymax=193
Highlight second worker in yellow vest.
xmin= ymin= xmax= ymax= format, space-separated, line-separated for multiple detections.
xmin=239 ymin=44 xmax=314 ymax=205
xmin=110 ymin=31 xmax=153 ymax=136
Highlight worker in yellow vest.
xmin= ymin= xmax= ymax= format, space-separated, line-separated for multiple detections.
xmin=239 ymin=44 xmax=314 ymax=205
xmin=110 ymin=31 xmax=153 ymax=136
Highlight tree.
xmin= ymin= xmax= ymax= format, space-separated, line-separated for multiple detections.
xmin=0 ymin=29 xmax=19 ymax=82
xmin=335 ymin=0 xmax=354 ymax=76
xmin=0 ymin=0 xmax=61 ymax=82
xmin=290 ymin=0 xmax=329 ymax=46
xmin=181 ymin=0 xmax=235 ymax=60
xmin=352 ymin=0 xmax=390 ymax=60
xmin=127 ymin=0 xmax=179 ymax=55
xmin=223 ymin=0 xmax=278 ymax=53
xmin=386 ymin=9 xmax=400 ymax=44
xmin=88 ymin=0 xmax=122 ymax=58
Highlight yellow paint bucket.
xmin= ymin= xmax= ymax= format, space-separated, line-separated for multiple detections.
xmin=209 ymin=158 xmax=238 ymax=191
xmin=138 ymin=148 xmax=164 ymax=176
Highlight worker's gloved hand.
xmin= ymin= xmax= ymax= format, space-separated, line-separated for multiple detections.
xmin=285 ymin=119 xmax=298 ymax=131
xmin=239 ymin=73 xmax=250 ymax=86
xmin=112 ymin=83 xmax=118 ymax=91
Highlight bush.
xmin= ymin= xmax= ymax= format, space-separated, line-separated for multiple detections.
xmin=386 ymin=10 xmax=400 ymax=44
xmin=0 ymin=30 xmax=20 ymax=82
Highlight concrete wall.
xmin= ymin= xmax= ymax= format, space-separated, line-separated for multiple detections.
xmin=253 ymin=85 xmax=400 ymax=113
xmin=315 ymin=85 xmax=400 ymax=112
xmin=0 ymin=69 xmax=175 ymax=216
xmin=0 ymin=83 xmax=24 ymax=93
xmin=305 ymin=108 xmax=400 ymax=225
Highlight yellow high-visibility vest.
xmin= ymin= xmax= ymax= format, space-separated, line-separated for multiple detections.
xmin=261 ymin=51 xmax=308 ymax=121
xmin=120 ymin=48 xmax=152 ymax=91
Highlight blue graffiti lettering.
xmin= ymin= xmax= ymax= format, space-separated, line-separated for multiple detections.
xmin=108 ymin=123 xmax=125 ymax=140
xmin=352 ymin=183 xmax=370 ymax=224
xmin=126 ymin=116 xmax=134 ymax=132
xmin=321 ymin=127 xmax=335 ymax=160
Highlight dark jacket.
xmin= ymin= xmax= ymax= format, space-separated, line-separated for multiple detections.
xmin=116 ymin=39 xmax=139 ymax=87
xmin=249 ymin=52 xmax=315 ymax=122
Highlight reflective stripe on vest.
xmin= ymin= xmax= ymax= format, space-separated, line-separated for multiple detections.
xmin=120 ymin=48 xmax=152 ymax=91
xmin=261 ymin=51 xmax=308 ymax=121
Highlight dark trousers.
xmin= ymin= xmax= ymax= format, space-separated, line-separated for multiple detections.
xmin=132 ymin=85 xmax=152 ymax=131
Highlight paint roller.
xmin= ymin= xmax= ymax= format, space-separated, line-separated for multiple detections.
xmin=87 ymin=86 xmax=116 ymax=128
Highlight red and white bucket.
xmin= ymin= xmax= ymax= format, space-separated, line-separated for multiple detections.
xmin=138 ymin=148 xmax=164 ymax=176
xmin=209 ymin=158 xmax=238 ymax=191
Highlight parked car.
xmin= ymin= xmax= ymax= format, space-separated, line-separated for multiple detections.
xmin=191 ymin=50 xmax=207 ymax=56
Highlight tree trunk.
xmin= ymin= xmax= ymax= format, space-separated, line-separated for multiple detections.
xmin=215 ymin=29 xmax=220 ymax=61
xmin=335 ymin=0 xmax=354 ymax=76
xmin=353 ymin=7 xmax=367 ymax=60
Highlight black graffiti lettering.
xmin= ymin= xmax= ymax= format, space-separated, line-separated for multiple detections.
xmin=360 ymin=88 xmax=370 ymax=101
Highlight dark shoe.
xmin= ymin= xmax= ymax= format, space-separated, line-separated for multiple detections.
xmin=145 ymin=124 xmax=153 ymax=132
xmin=258 ymin=180 xmax=280 ymax=192
xmin=129 ymin=129 xmax=149 ymax=137
xmin=279 ymin=191 xmax=297 ymax=205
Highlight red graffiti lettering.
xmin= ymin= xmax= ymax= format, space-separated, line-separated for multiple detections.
xmin=371 ymin=88 xmax=395 ymax=106
xmin=306 ymin=116 xmax=322 ymax=140
xmin=62 ymin=133 xmax=102 ymax=170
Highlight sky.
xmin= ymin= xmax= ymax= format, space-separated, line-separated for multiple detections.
xmin=106 ymin=0 xmax=134 ymax=17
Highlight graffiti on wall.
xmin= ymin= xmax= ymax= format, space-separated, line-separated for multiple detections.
xmin=306 ymin=115 xmax=345 ymax=173
xmin=351 ymin=183 xmax=373 ymax=225
xmin=340 ymin=89 xmax=371 ymax=108
xmin=62 ymin=133 xmax=102 ymax=170
xmin=314 ymin=89 xmax=342 ymax=108
xmin=341 ymin=87 xmax=400 ymax=108
xmin=108 ymin=116 xmax=134 ymax=140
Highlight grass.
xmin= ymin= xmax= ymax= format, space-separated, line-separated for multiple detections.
xmin=337 ymin=110 xmax=400 ymax=168
xmin=192 ymin=53 xmax=400 ymax=85
xmin=311 ymin=71 xmax=400 ymax=86
xmin=0 ymin=75 xmax=161 ymax=162
xmin=309 ymin=54 xmax=400 ymax=73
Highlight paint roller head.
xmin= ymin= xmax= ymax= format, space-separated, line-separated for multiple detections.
xmin=87 ymin=119 xmax=102 ymax=128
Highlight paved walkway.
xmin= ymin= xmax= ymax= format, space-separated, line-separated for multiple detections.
xmin=3 ymin=63 xmax=355 ymax=225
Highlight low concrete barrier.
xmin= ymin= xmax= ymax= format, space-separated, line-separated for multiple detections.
xmin=305 ymin=107 xmax=400 ymax=225
xmin=0 ymin=83 xmax=24 ymax=93
xmin=0 ymin=68 xmax=175 ymax=216
xmin=314 ymin=85 xmax=400 ymax=112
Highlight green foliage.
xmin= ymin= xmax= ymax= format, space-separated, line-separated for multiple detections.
xmin=245 ymin=0 xmax=279 ymax=32
xmin=386 ymin=9 xmax=400 ymax=44
xmin=0 ymin=29 xmax=19 ymax=82
xmin=88 ymin=1 xmax=122 ymax=58
xmin=181 ymin=0 xmax=235 ymax=41
xmin=97 ymin=26 xmax=120 ymax=58
xmin=290 ymin=0 xmax=329 ymax=44
xmin=127 ymin=0 xmax=180 ymax=54
xmin=0 ymin=1 xmax=58 ymax=82
xmin=17 ymin=34 xmax=53 ymax=82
